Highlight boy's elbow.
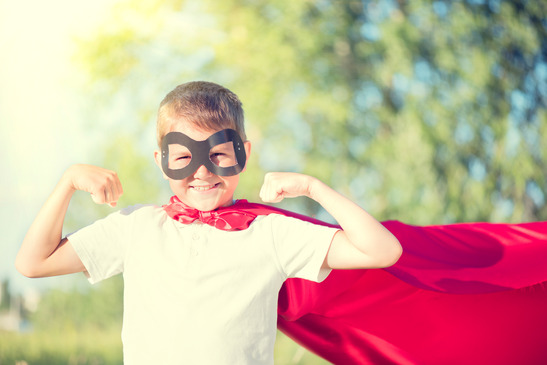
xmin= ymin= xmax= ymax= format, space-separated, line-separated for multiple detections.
xmin=15 ymin=261 xmax=32 ymax=278
xmin=384 ymin=237 xmax=403 ymax=268
xmin=374 ymin=236 xmax=402 ymax=269
xmin=16 ymin=266 xmax=45 ymax=279
xmin=15 ymin=256 xmax=41 ymax=278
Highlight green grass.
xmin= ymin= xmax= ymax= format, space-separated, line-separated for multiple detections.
xmin=0 ymin=330 xmax=330 ymax=364
xmin=0 ymin=328 xmax=122 ymax=365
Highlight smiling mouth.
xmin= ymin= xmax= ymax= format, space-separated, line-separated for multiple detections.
xmin=191 ymin=183 xmax=220 ymax=191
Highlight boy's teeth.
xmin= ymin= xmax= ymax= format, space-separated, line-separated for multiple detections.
xmin=193 ymin=185 xmax=213 ymax=191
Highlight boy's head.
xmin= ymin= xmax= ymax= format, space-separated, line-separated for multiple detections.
xmin=154 ymin=81 xmax=251 ymax=211
xmin=156 ymin=81 xmax=246 ymax=147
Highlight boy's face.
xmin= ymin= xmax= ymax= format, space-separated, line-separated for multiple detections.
xmin=154 ymin=121 xmax=251 ymax=211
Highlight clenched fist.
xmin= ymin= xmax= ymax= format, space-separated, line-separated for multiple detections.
xmin=64 ymin=164 xmax=123 ymax=207
xmin=259 ymin=172 xmax=319 ymax=203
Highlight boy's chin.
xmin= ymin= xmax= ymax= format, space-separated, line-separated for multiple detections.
xmin=185 ymin=197 xmax=233 ymax=212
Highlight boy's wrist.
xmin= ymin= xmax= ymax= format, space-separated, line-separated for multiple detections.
xmin=307 ymin=177 xmax=328 ymax=202
xmin=59 ymin=166 xmax=78 ymax=193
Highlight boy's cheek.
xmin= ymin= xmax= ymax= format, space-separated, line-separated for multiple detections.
xmin=158 ymin=166 xmax=170 ymax=180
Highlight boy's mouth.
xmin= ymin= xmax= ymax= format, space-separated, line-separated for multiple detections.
xmin=191 ymin=183 xmax=220 ymax=191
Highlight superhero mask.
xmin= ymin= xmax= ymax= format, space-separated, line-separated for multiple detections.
xmin=161 ymin=128 xmax=247 ymax=180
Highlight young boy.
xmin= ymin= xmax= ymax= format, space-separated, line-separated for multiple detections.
xmin=15 ymin=81 xmax=402 ymax=364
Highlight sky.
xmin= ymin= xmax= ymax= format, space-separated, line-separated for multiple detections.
xmin=0 ymin=0 xmax=117 ymax=292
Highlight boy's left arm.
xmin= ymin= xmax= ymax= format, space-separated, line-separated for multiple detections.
xmin=260 ymin=172 xmax=402 ymax=270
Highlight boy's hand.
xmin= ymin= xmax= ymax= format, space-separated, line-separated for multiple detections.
xmin=63 ymin=164 xmax=123 ymax=207
xmin=259 ymin=172 xmax=319 ymax=203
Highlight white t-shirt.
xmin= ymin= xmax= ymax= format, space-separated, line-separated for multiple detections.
xmin=68 ymin=204 xmax=337 ymax=365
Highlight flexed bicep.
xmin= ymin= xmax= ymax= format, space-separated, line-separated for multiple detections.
xmin=16 ymin=164 xmax=121 ymax=278
xmin=38 ymin=238 xmax=86 ymax=277
xmin=259 ymin=172 xmax=316 ymax=203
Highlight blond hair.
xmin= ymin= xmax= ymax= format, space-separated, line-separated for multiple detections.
xmin=156 ymin=81 xmax=246 ymax=146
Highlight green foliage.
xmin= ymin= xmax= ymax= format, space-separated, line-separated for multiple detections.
xmin=72 ymin=0 xmax=547 ymax=224
xmin=200 ymin=0 xmax=547 ymax=224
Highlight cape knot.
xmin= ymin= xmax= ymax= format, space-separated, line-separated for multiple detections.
xmin=163 ymin=196 xmax=257 ymax=231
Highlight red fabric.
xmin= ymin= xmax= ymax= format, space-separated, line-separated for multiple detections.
xmin=163 ymin=196 xmax=257 ymax=231
xmin=238 ymin=202 xmax=547 ymax=365
xmin=164 ymin=198 xmax=547 ymax=364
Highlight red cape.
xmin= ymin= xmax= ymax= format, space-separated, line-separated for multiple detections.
xmin=236 ymin=200 xmax=547 ymax=365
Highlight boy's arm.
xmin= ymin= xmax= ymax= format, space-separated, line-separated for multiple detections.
xmin=15 ymin=164 xmax=123 ymax=278
xmin=260 ymin=172 xmax=402 ymax=270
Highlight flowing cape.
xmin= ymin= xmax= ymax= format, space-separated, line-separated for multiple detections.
xmin=235 ymin=200 xmax=547 ymax=365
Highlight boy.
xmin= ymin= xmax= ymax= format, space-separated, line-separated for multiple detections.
xmin=16 ymin=81 xmax=402 ymax=364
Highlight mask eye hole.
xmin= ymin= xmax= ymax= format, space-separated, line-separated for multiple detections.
xmin=209 ymin=141 xmax=238 ymax=168
xmin=167 ymin=144 xmax=192 ymax=169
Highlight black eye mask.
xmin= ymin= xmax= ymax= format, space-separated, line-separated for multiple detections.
xmin=161 ymin=128 xmax=247 ymax=180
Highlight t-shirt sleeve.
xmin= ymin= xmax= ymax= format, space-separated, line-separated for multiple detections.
xmin=269 ymin=214 xmax=339 ymax=282
xmin=68 ymin=206 xmax=139 ymax=284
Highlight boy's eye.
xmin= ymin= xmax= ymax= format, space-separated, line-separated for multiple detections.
xmin=210 ymin=150 xmax=237 ymax=168
xmin=169 ymin=154 xmax=192 ymax=168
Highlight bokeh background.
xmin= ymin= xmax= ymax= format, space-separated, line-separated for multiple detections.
xmin=1 ymin=0 xmax=546 ymax=363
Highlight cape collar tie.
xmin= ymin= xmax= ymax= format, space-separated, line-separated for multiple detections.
xmin=163 ymin=196 xmax=257 ymax=231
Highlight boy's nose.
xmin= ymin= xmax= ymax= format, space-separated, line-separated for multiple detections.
xmin=193 ymin=164 xmax=213 ymax=178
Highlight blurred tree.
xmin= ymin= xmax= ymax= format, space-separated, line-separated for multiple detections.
xmin=0 ymin=280 xmax=11 ymax=311
xmin=72 ymin=0 xmax=546 ymax=225
xmin=204 ymin=0 xmax=547 ymax=224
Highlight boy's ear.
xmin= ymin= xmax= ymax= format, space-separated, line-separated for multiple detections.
xmin=242 ymin=141 xmax=251 ymax=172
xmin=153 ymin=150 xmax=169 ymax=180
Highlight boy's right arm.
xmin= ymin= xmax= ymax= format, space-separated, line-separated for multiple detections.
xmin=15 ymin=164 xmax=123 ymax=278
